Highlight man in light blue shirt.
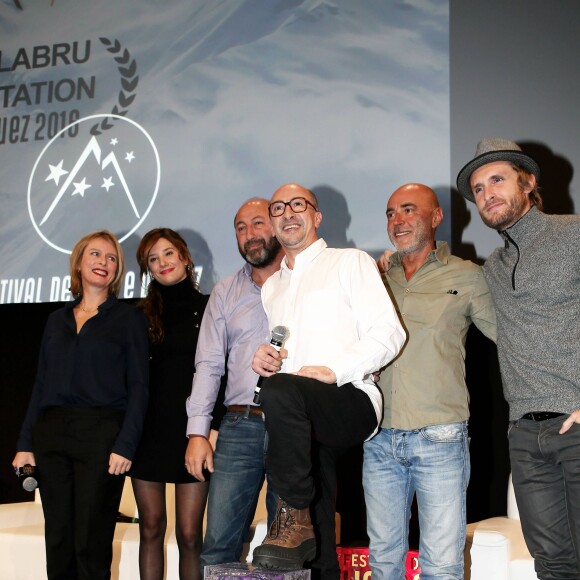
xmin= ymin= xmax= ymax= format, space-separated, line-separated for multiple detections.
xmin=185 ymin=198 xmax=283 ymax=568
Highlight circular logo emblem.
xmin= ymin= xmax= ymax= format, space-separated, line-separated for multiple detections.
xmin=28 ymin=114 xmax=160 ymax=253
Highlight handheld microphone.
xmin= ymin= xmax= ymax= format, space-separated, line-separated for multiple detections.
xmin=17 ymin=464 xmax=39 ymax=492
xmin=253 ymin=325 xmax=289 ymax=405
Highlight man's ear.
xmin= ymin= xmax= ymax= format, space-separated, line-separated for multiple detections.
xmin=314 ymin=211 xmax=322 ymax=229
xmin=432 ymin=207 xmax=443 ymax=229
xmin=522 ymin=173 xmax=536 ymax=194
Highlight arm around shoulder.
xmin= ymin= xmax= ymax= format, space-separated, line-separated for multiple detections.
xmin=470 ymin=267 xmax=497 ymax=343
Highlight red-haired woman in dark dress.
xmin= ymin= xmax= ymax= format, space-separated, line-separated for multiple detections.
xmin=131 ymin=228 xmax=223 ymax=580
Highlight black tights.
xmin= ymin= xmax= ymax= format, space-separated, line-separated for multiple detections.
xmin=132 ymin=478 xmax=209 ymax=580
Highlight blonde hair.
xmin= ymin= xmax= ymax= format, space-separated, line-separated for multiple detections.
xmin=69 ymin=230 xmax=126 ymax=297
xmin=511 ymin=164 xmax=543 ymax=211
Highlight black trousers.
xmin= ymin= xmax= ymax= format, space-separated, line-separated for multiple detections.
xmin=260 ymin=374 xmax=378 ymax=580
xmin=32 ymin=407 xmax=126 ymax=580
xmin=510 ymin=417 xmax=580 ymax=580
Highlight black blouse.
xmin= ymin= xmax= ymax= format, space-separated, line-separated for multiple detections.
xmin=17 ymin=294 xmax=149 ymax=460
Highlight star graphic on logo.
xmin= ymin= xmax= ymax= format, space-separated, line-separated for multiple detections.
xmin=71 ymin=177 xmax=91 ymax=197
xmin=45 ymin=160 xmax=69 ymax=186
xmin=110 ymin=137 xmax=118 ymax=146
xmin=125 ymin=151 xmax=135 ymax=163
xmin=101 ymin=176 xmax=115 ymax=192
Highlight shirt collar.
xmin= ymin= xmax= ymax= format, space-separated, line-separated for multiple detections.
xmin=67 ymin=293 xmax=117 ymax=311
xmin=241 ymin=261 xmax=263 ymax=291
xmin=242 ymin=261 xmax=253 ymax=279
xmin=281 ymin=238 xmax=327 ymax=273
xmin=499 ymin=205 xmax=544 ymax=247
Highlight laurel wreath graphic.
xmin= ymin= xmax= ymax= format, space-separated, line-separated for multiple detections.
xmin=90 ymin=38 xmax=139 ymax=135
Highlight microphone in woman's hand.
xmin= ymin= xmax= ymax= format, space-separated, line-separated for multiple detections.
xmin=16 ymin=464 xmax=39 ymax=492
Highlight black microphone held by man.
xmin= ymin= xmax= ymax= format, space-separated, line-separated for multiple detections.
xmin=253 ymin=325 xmax=289 ymax=405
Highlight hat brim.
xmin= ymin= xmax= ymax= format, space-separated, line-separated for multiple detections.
xmin=456 ymin=150 xmax=540 ymax=202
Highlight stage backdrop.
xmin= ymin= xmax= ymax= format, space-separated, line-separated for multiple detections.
xmin=0 ymin=0 xmax=450 ymax=303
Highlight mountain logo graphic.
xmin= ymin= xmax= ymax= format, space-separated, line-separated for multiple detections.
xmin=28 ymin=114 xmax=160 ymax=254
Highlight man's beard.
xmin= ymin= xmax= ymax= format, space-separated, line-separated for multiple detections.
xmin=389 ymin=223 xmax=431 ymax=256
xmin=480 ymin=192 xmax=530 ymax=231
xmin=239 ymin=236 xmax=281 ymax=268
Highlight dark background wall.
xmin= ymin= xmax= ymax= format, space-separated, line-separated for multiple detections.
xmin=450 ymin=0 xmax=578 ymax=257
xmin=447 ymin=0 xmax=579 ymax=525
xmin=1 ymin=0 xmax=578 ymax=546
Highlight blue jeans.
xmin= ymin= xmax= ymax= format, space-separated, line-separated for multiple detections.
xmin=201 ymin=410 xmax=277 ymax=567
xmin=509 ymin=416 xmax=580 ymax=580
xmin=363 ymin=423 xmax=470 ymax=580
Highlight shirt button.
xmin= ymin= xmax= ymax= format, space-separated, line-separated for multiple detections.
xmin=405 ymin=288 xmax=410 ymax=293
xmin=394 ymin=363 xmax=399 ymax=368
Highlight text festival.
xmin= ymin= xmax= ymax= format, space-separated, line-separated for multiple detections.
xmin=0 ymin=272 xmax=147 ymax=304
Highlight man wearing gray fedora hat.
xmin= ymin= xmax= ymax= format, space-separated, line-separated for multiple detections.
xmin=457 ymin=138 xmax=580 ymax=579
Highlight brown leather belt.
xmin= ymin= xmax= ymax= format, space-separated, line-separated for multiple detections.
xmin=227 ymin=404 xmax=263 ymax=417
xmin=520 ymin=412 xmax=565 ymax=422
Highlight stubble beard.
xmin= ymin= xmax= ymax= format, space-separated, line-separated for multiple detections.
xmin=389 ymin=223 xmax=431 ymax=256
xmin=480 ymin=192 xmax=530 ymax=231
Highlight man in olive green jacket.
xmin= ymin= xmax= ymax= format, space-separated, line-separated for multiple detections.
xmin=363 ymin=183 xmax=496 ymax=580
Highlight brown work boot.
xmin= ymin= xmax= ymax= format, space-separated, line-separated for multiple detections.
xmin=252 ymin=498 xmax=316 ymax=570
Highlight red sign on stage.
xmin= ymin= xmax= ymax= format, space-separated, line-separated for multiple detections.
xmin=337 ymin=546 xmax=421 ymax=580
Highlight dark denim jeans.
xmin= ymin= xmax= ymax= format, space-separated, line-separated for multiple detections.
xmin=200 ymin=410 xmax=276 ymax=568
xmin=509 ymin=416 xmax=580 ymax=580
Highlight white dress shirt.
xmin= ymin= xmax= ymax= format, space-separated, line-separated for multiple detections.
xmin=261 ymin=238 xmax=406 ymax=425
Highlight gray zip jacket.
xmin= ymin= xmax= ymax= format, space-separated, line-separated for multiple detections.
xmin=483 ymin=206 xmax=580 ymax=420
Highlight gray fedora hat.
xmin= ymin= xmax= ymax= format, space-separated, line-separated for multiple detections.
xmin=456 ymin=138 xmax=540 ymax=202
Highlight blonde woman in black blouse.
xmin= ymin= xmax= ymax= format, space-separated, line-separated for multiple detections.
xmin=13 ymin=229 xmax=149 ymax=580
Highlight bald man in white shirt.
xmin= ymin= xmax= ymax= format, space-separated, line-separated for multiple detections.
xmin=251 ymin=183 xmax=406 ymax=579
